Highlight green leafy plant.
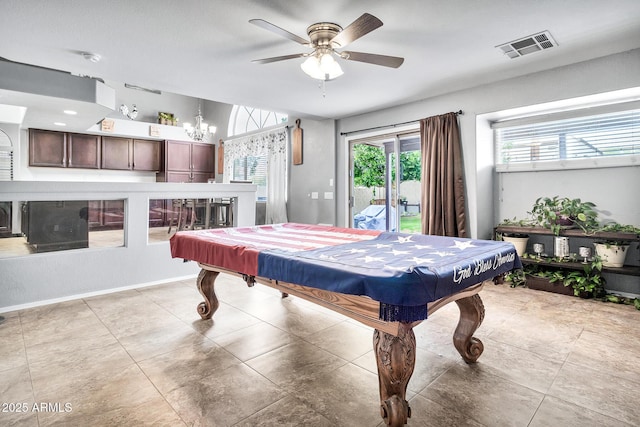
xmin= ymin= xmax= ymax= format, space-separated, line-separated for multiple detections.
xmin=504 ymin=269 xmax=526 ymax=287
xmin=562 ymin=256 xmax=605 ymax=297
xmin=529 ymin=196 xmax=598 ymax=235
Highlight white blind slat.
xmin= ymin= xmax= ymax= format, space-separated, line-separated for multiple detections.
xmin=496 ymin=109 xmax=640 ymax=165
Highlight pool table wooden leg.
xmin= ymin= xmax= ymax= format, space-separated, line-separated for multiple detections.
xmin=453 ymin=293 xmax=485 ymax=363
xmin=374 ymin=322 xmax=415 ymax=427
xmin=196 ymin=269 xmax=220 ymax=320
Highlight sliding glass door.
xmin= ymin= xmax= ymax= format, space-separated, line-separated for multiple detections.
xmin=349 ymin=132 xmax=421 ymax=233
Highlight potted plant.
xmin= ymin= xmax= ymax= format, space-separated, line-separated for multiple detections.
xmin=593 ymin=241 xmax=630 ymax=267
xmin=522 ymin=264 xmax=573 ymax=295
xmin=563 ymin=256 xmax=605 ymax=297
xmin=496 ymin=217 xmax=535 ymax=256
xmin=501 ymin=233 xmax=529 ymax=257
xmin=529 ymin=196 xmax=598 ymax=235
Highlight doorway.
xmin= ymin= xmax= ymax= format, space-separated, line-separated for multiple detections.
xmin=348 ymin=131 xmax=421 ymax=233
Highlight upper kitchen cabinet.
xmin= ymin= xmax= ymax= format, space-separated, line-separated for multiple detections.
xmin=101 ymin=136 xmax=131 ymax=170
xmin=158 ymin=140 xmax=214 ymax=182
xmin=133 ymin=139 xmax=160 ymax=171
xmin=29 ymin=129 xmax=101 ymax=169
xmin=101 ymin=136 xmax=160 ymax=171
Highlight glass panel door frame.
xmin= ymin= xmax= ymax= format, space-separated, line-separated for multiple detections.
xmin=346 ymin=124 xmax=420 ymax=232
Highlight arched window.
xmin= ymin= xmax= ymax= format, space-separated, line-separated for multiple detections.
xmin=227 ymin=105 xmax=288 ymax=137
xmin=226 ymin=106 xmax=288 ymax=203
xmin=0 ymin=129 xmax=13 ymax=181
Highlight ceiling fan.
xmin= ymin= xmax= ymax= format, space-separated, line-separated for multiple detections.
xmin=250 ymin=13 xmax=404 ymax=81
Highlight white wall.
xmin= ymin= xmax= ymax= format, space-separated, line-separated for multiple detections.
xmin=287 ymin=117 xmax=336 ymax=225
xmin=335 ymin=48 xmax=640 ymax=240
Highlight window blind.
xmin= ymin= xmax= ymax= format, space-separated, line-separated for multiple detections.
xmin=495 ymin=109 xmax=640 ymax=165
xmin=0 ymin=150 xmax=12 ymax=181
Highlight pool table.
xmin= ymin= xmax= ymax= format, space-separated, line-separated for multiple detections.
xmin=170 ymin=223 xmax=520 ymax=426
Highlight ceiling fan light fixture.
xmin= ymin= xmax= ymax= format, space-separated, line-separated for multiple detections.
xmin=301 ymin=53 xmax=343 ymax=81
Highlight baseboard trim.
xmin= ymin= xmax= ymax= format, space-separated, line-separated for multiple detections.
xmin=0 ymin=274 xmax=198 ymax=314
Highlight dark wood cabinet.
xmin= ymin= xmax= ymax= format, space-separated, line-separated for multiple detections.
xmin=29 ymin=128 xmax=160 ymax=174
xmin=133 ymin=139 xmax=160 ymax=171
xmin=166 ymin=140 xmax=192 ymax=173
xmin=68 ymin=133 xmax=101 ymax=169
xmin=192 ymin=143 xmax=215 ymax=174
xmin=101 ymin=136 xmax=132 ymax=170
xmin=102 ymin=136 xmax=160 ymax=171
xmin=29 ymin=129 xmax=67 ymax=167
xmin=159 ymin=140 xmax=214 ymax=182
xmin=30 ymin=129 xmax=101 ymax=169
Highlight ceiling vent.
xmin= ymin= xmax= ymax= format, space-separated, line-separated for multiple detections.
xmin=496 ymin=31 xmax=557 ymax=59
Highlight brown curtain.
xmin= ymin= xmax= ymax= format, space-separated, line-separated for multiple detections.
xmin=420 ymin=112 xmax=467 ymax=237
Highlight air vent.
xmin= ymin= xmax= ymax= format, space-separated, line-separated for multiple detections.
xmin=496 ymin=31 xmax=557 ymax=59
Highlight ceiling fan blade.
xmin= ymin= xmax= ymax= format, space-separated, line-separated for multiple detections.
xmin=249 ymin=19 xmax=310 ymax=45
xmin=341 ymin=51 xmax=404 ymax=68
xmin=330 ymin=13 xmax=383 ymax=48
xmin=251 ymin=53 xmax=306 ymax=64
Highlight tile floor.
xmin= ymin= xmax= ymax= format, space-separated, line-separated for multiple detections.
xmin=1 ymin=276 xmax=639 ymax=426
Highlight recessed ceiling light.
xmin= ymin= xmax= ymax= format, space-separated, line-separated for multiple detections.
xmin=63 ymin=110 xmax=77 ymax=115
xmin=54 ymin=122 xmax=66 ymax=126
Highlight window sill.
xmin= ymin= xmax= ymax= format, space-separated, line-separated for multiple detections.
xmin=496 ymin=155 xmax=640 ymax=173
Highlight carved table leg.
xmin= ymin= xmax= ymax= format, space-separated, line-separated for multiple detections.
xmin=196 ymin=269 xmax=220 ymax=320
xmin=453 ymin=293 xmax=485 ymax=363
xmin=374 ymin=323 xmax=415 ymax=426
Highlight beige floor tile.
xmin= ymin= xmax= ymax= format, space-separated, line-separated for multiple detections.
xmin=190 ymin=302 xmax=263 ymax=338
xmin=233 ymin=395 xmax=335 ymax=427
xmin=421 ymin=362 xmax=544 ymax=426
xmin=34 ymin=364 xmax=167 ymax=425
xmin=246 ymin=340 xmax=347 ymax=390
xmin=165 ymin=363 xmax=287 ymax=427
xmin=565 ymin=329 xmax=640 ymax=384
xmin=529 ymin=395 xmax=634 ymax=427
xmin=0 ymin=328 xmax=27 ymax=372
xmin=138 ymin=339 xmax=241 ymax=395
xmin=547 ymin=361 xmax=640 ymax=426
xmin=475 ymin=336 xmax=564 ymax=393
xmin=211 ymin=320 xmax=299 ymax=361
xmin=0 ymin=365 xmax=34 ymax=405
xmin=290 ymin=363 xmax=383 ymax=427
xmin=25 ymin=327 xmax=131 ymax=371
xmin=407 ymin=393 xmax=485 ymax=426
xmin=407 ymin=347 xmax=459 ymax=394
xmin=115 ymin=321 xmax=211 ymax=362
xmin=304 ymin=319 xmax=374 ymax=361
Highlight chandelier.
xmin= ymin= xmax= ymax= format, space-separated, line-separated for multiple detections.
xmin=300 ymin=49 xmax=344 ymax=81
xmin=183 ymin=103 xmax=216 ymax=141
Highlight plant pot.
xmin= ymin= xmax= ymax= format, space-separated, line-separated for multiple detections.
xmin=502 ymin=235 xmax=529 ymax=257
xmin=554 ymin=213 xmax=575 ymax=228
xmin=594 ymin=243 xmax=629 ymax=268
xmin=525 ymin=275 xmax=573 ymax=296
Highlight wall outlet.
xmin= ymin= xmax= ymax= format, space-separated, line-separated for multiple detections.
xmin=311 ymin=192 xmax=319 ymax=199
xmin=324 ymin=192 xmax=333 ymax=200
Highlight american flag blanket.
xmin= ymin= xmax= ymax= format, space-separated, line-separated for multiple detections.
xmin=170 ymin=223 xmax=521 ymax=322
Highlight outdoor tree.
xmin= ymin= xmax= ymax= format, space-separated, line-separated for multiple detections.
xmin=353 ymin=145 xmax=421 ymax=189
xmin=353 ymin=144 xmax=385 ymax=189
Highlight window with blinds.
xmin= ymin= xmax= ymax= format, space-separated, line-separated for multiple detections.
xmin=232 ymin=155 xmax=267 ymax=201
xmin=0 ymin=150 xmax=12 ymax=181
xmin=495 ymin=108 xmax=640 ymax=169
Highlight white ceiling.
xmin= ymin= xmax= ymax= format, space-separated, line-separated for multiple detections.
xmin=1 ymin=0 xmax=640 ymax=121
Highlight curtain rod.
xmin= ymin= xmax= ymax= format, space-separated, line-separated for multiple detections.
xmin=339 ymin=110 xmax=463 ymax=136
xmin=224 ymin=123 xmax=289 ymax=144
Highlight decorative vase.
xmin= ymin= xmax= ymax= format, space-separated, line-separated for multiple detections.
xmin=594 ymin=243 xmax=629 ymax=267
xmin=502 ymin=235 xmax=529 ymax=257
